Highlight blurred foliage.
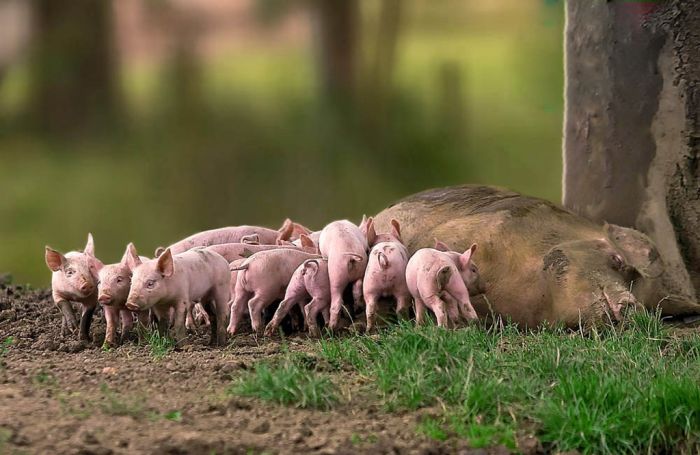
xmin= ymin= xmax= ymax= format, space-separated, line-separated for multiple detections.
xmin=0 ymin=0 xmax=564 ymax=285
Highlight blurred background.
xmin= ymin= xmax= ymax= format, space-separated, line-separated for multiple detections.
xmin=0 ymin=0 xmax=564 ymax=286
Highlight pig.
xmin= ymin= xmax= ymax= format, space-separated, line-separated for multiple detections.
xmin=188 ymin=302 xmax=211 ymax=329
xmin=97 ymin=243 xmax=150 ymax=347
xmin=154 ymin=218 xmax=311 ymax=256
xmin=363 ymin=220 xmax=412 ymax=332
xmin=205 ymin=235 xmax=317 ymax=262
xmin=227 ymin=249 xmax=321 ymax=336
xmin=45 ymin=234 xmax=103 ymax=341
xmin=405 ymin=243 xmax=479 ymax=328
xmin=319 ymin=219 xmax=372 ymax=331
xmin=373 ymin=184 xmax=700 ymax=328
xmin=125 ymin=247 xmax=230 ymax=345
xmin=264 ymin=258 xmax=331 ymax=337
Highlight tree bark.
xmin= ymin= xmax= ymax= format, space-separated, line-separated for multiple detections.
xmin=312 ymin=0 xmax=358 ymax=105
xmin=563 ymin=1 xmax=700 ymax=303
xmin=29 ymin=0 xmax=118 ymax=133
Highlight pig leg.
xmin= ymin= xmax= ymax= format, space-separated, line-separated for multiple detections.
xmin=185 ymin=302 xmax=197 ymax=331
xmin=328 ymin=283 xmax=347 ymax=331
xmin=120 ymin=310 xmax=134 ymax=344
xmin=440 ymin=293 xmax=462 ymax=329
xmin=353 ymin=279 xmax=365 ymax=311
xmin=304 ymin=298 xmax=329 ymax=337
xmin=423 ymin=295 xmax=449 ymax=328
xmin=265 ymin=282 xmax=308 ymax=337
xmin=57 ymin=300 xmax=79 ymax=336
xmin=364 ymin=293 xmax=380 ymax=334
xmin=264 ymin=297 xmax=303 ymax=337
xmin=446 ymin=279 xmax=478 ymax=322
xmin=211 ymin=285 xmax=230 ymax=346
xmin=79 ymin=303 xmax=97 ymax=342
xmin=228 ymin=289 xmax=253 ymax=335
xmin=102 ymin=305 xmax=118 ymax=349
xmin=395 ymin=293 xmax=413 ymax=321
xmin=152 ymin=306 xmax=170 ymax=337
xmin=414 ymin=296 xmax=427 ymax=326
xmin=172 ymin=302 xmax=188 ymax=344
xmin=136 ymin=311 xmax=151 ymax=342
xmin=248 ymin=293 xmax=277 ymax=336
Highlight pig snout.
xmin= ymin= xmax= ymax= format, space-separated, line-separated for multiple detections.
xmin=602 ymin=289 xmax=639 ymax=321
xmin=125 ymin=298 xmax=141 ymax=312
xmin=98 ymin=293 xmax=113 ymax=305
xmin=79 ymin=279 xmax=94 ymax=294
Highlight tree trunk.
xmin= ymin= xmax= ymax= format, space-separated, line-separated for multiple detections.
xmin=563 ymin=1 xmax=700 ymax=303
xmin=29 ymin=0 xmax=118 ymax=133
xmin=312 ymin=0 xmax=358 ymax=105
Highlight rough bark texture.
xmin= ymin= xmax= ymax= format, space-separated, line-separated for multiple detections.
xmin=563 ymin=0 xmax=700 ymax=304
xmin=30 ymin=0 xmax=118 ymax=133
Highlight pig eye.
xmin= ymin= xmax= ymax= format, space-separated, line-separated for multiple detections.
xmin=146 ymin=280 xmax=156 ymax=289
xmin=610 ymin=254 xmax=626 ymax=271
xmin=116 ymin=276 xmax=123 ymax=284
xmin=471 ymin=265 xmax=478 ymax=273
xmin=66 ymin=269 xmax=75 ymax=276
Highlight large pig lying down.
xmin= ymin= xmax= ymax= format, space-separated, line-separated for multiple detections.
xmin=126 ymin=247 xmax=230 ymax=345
xmin=373 ymin=184 xmax=700 ymax=328
xmin=155 ymin=219 xmax=311 ymax=256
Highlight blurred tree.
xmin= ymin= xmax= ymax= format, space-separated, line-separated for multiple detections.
xmin=312 ymin=0 xmax=358 ymax=106
xmin=563 ymin=1 xmax=700 ymax=305
xmin=29 ymin=0 xmax=119 ymax=133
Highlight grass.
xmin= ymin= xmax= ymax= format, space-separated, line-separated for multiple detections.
xmin=228 ymin=353 xmax=337 ymax=410
xmin=313 ymin=311 xmax=700 ymax=453
xmin=0 ymin=337 xmax=14 ymax=357
xmin=142 ymin=329 xmax=176 ymax=359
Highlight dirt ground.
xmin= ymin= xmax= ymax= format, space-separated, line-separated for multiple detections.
xmin=0 ymin=281 xmax=524 ymax=455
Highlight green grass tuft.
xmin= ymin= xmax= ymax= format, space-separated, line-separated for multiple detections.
xmin=229 ymin=354 xmax=337 ymax=410
xmin=142 ymin=329 xmax=175 ymax=359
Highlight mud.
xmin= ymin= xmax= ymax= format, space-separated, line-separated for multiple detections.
xmin=0 ymin=281 xmax=520 ymax=454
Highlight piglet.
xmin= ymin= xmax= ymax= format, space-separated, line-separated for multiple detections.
xmin=126 ymin=247 xmax=230 ymax=345
xmin=205 ymin=234 xmax=317 ymax=262
xmin=319 ymin=218 xmax=371 ymax=330
xmin=363 ymin=220 xmax=411 ymax=333
xmin=45 ymin=234 xmax=103 ymax=340
xmin=405 ymin=242 xmax=480 ymax=328
xmin=227 ymin=249 xmax=320 ymax=336
xmin=155 ymin=218 xmax=311 ymax=256
xmin=97 ymin=243 xmax=150 ymax=347
xmin=264 ymin=258 xmax=331 ymax=337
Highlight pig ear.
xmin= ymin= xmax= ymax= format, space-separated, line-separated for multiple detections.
xmin=277 ymin=218 xmax=294 ymax=242
xmin=459 ymin=244 xmax=477 ymax=270
xmin=154 ymin=247 xmax=165 ymax=258
xmin=124 ymin=243 xmax=142 ymax=271
xmin=434 ymin=239 xmax=450 ymax=252
xmin=390 ymin=219 xmax=402 ymax=242
xmin=156 ymin=248 xmax=174 ymax=277
xmin=300 ymin=234 xmax=315 ymax=248
xmin=359 ymin=214 xmax=368 ymax=229
xmin=241 ymin=234 xmax=260 ymax=245
xmin=84 ymin=233 xmax=95 ymax=257
xmin=364 ymin=217 xmax=377 ymax=246
xmin=45 ymin=247 xmax=66 ymax=272
xmin=292 ymin=222 xmax=312 ymax=237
